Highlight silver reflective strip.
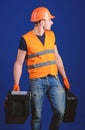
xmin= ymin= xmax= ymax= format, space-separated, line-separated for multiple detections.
xmin=25 ymin=49 xmax=55 ymax=59
xmin=27 ymin=61 xmax=56 ymax=69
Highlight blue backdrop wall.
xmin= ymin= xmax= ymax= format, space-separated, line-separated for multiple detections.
xmin=0 ymin=0 xmax=85 ymax=130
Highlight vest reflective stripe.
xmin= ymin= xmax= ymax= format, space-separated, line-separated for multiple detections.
xmin=27 ymin=60 xmax=56 ymax=69
xmin=25 ymin=49 xmax=55 ymax=59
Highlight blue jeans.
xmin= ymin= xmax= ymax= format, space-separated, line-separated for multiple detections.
xmin=29 ymin=75 xmax=66 ymax=130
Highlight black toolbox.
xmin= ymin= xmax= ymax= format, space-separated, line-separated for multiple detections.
xmin=63 ymin=90 xmax=78 ymax=122
xmin=5 ymin=91 xmax=31 ymax=124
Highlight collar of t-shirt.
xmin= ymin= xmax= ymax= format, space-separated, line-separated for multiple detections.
xmin=36 ymin=33 xmax=45 ymax=45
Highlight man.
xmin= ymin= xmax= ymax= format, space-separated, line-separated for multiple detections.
xmin=13 ymin=7 xmax=70 ymax=130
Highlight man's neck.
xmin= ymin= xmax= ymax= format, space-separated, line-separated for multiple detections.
xmin=33 ymin=27 xmax=45 ymax=36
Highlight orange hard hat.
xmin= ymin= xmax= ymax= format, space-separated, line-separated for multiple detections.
xmin=30 ymin=7 xmax=55 ymax=22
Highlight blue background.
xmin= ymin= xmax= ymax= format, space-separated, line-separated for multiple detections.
xmin=0 ymin=0 xmax=85 ymax=130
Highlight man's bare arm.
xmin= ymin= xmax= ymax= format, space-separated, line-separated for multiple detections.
xmin=13 ymin=49 xmax=26 ymax=85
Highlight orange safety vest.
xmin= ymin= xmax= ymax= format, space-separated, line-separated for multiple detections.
xmin=23 ymin=30 xmax=58 ymax=79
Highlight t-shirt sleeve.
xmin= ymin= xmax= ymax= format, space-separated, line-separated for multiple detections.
xmin=19 ymin=37 xmax=27 ymax=51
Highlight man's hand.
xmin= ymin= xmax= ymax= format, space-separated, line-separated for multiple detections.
xmin=63 ymin=77 xmax=70 ymax=89
xmin=13 ymin=84 xmax=20 ymax=91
